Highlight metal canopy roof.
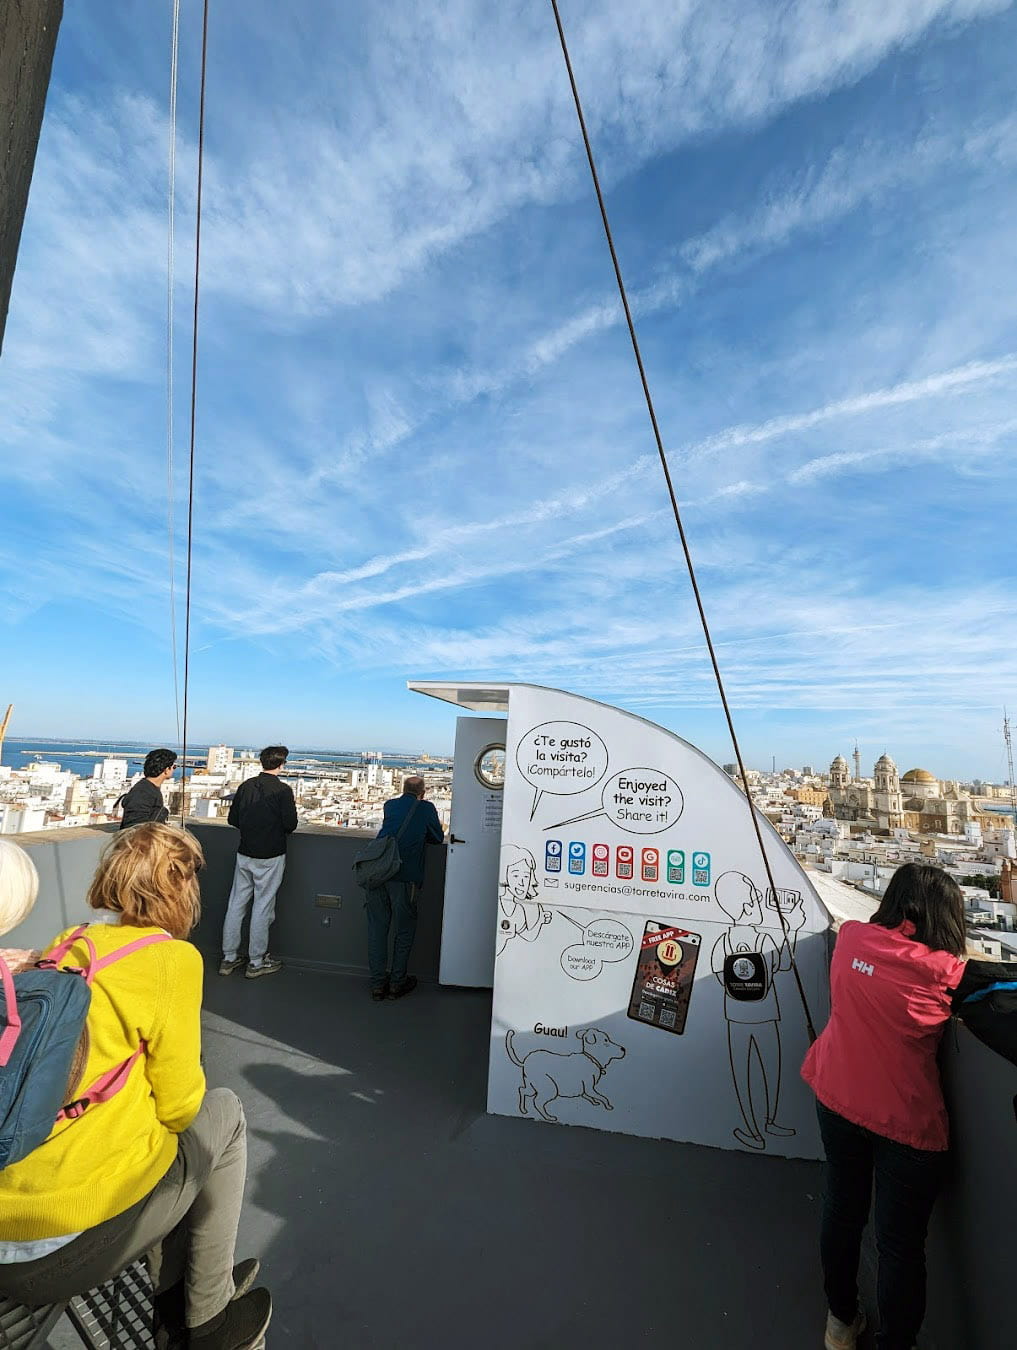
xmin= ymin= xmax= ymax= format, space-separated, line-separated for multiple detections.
xmin=407 ymin=680 xmax=516 ymax=712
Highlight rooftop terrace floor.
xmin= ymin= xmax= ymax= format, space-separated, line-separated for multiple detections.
xmin=198 ymin=964 xmax=831 ymax=1348
xmin=42 ymin=962 xmax=840 ymax=1348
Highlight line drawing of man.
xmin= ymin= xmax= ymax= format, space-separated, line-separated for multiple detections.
xmin=711 ymin=870 xmax=806 ymax=1150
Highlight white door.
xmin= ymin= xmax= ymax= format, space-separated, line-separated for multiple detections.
xmin=439 ymin=716 xmax=507 ymax=987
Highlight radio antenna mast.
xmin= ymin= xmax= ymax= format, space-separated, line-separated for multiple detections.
xmin=1004 ymin=709 xmax=1017 ymax=829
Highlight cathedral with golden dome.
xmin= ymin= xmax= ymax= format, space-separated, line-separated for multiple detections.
xmin=826 ymin=752 xmax=983 ymax=833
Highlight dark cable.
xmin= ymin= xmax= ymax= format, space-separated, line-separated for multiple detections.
xmin=548 ymin=0 xmax=816 ymax=1040
xmin=180 ymin=0 xmax=210 ymax=826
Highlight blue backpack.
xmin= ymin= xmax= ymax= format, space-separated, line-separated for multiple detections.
xmin=0 ymin=925 xmax=170 ymax=1170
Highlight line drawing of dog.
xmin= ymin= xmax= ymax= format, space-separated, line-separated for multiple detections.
xmin=505 ymin=1028 xmax=626 ymax=1123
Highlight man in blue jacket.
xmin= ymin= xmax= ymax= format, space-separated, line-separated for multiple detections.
xmin=368 ymin=776 xmax=444 ymax=1001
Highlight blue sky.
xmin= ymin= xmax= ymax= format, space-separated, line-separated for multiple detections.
xmin=2 ymin=0 xmax=1017 ymax=778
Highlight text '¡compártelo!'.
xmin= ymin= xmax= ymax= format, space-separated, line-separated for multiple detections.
xmin=527 ymin=764 xmax=597 ymax=778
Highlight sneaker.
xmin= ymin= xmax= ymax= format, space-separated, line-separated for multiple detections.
xmin=371 ymin=982 xmax=389 ymax=1002
xmin=190 ymin=1287 xmax=272 ymax=1349
xmin=245 ymin=957 xmax=282 ymax=980
xmin=387 ymin=975 xmax=418 ymax=999
xmin=154 ymin=1261 xmax=261 ymax=1350
xmin=218 ymin=958 xmax=244 ymax=976
xmin=824 ymin=1310 xmax=866 ymax=1350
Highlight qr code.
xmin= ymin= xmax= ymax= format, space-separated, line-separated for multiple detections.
xmin=638 ymin=1000 xmax=655 ymax=1020
xmin=659 ymin=1007 xmax=677 ymax=1028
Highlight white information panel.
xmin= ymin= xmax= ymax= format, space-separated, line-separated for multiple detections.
xmin=487 ymin=685 xmax=830 ymax=1159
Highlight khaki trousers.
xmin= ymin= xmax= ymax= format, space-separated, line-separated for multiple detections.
xmin=0 ymin=1088 xmax=247 ymax=1329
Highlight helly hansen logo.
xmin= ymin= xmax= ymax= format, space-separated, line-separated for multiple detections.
xmin=852 ymin=957 xmax=874 ymax=977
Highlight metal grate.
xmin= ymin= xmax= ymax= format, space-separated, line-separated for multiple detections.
xmin=0 ymin=1299 xmax=65 ymax=1350
xmin=64 ymin=1263 xmax=155 ymax=1350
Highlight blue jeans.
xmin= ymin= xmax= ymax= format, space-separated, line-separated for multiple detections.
xmin=365 ymin=882 xmax=418 ymax=989
xmin=817 ymin=1101 xmax=947 ymax=1350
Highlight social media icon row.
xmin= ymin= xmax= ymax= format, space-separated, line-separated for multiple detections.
xmin=545 ymin=841 xmax=711 ymax=886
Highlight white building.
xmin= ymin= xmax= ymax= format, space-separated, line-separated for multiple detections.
xmin=237 ymin=757 xmax=261 ymax=783
xmin=95 ymin=758 xmax=128 ymax=787
xmin=981 ymin=827 xmax=1017 ymax=860
xmin=207 ymin=744 xmax=234 ymax=775
xmin=0 ymin=804 xmax=47 ymax=834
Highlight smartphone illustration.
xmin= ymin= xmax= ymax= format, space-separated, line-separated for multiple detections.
xmin=626 ymin=921 xmax=701 ymax=1035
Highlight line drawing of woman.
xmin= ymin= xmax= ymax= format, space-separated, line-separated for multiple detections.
xmin=496 ymin=844 xmax=552 ymax=957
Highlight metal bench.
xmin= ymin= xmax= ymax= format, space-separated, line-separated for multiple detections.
xmin=0 ymin=1262 xmax=155 ymax=1350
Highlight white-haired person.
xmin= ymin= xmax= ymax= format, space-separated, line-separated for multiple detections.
xmin=0 ymin=839 xmax=42 ymax=973
xmin=0 ymin=824 xmax=271 ymax=1350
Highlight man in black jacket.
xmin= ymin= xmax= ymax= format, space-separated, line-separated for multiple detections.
xmin=219 ymin=745 xmax=298 ymax=979
xmin=118 ymin=748 xmax=176 ymax=829
xmin=367 ymin=776 xmax=444 ymax=1001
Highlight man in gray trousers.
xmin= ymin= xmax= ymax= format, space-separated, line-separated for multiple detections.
xmin=219 ymin=745 xmax=298 ymax=979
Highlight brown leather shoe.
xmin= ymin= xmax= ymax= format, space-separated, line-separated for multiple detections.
xmin=387 ymin=975 xmax=418 ymax=999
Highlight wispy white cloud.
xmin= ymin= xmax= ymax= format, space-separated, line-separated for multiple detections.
xmin=3 ymin=0 xmax=1017 ymax=771
xmin=195 ymin=0 xmax=1011 ymax=317
xmin=678 ymin=355 xmax=1017 ymax=462
xmin=788 ymin=418 xmax=1017 ymax=482
xmin=421 ymin=106 xmax=1017 ymax=415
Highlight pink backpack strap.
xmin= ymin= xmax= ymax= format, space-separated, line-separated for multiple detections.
xmin=56 ymin=930 xmax=173 ymax=1118
xmin=90 ymin=932 xmax=172 ymax=972
xmin=38 ymin=927 xmax=170 ymax=985
xmin=57 ymin=1041 xmax=150 ymax=1120
xmin=40 ymin=924 xmax=90 ymax=967
xmin=0 ymin=955 xmax=21 ymax=1068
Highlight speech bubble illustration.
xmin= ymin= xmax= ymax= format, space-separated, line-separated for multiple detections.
xmin=545 ymin=767 xmax=684 ymax=836
xmin=560 ymin=914 xmax=634 ymax=981
xmin=516 ymin=721 xmax=610 ymax=820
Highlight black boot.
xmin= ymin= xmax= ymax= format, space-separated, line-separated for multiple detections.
xmin=153 ymin=1260 xmax=261 ymax=1350
xmin=188 ymin=1288 xmax=272 ymax=1349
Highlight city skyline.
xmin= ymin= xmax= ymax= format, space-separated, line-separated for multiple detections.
xmin=2 ymin=3 xmax=1017 ymax=777
xmin=1 ymin=731 xmax=1014 ymax=788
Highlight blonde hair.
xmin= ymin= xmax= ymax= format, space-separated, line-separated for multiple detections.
xmin=88 ymin=823 xmax=203 ymax=939
xmin=0 ymin=841 xmax=40 ymax=938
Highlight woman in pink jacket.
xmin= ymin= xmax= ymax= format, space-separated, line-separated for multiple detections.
xmin=801 ymin=863 xmax=967 ymax=1350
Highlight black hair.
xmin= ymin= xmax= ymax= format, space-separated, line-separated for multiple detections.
xmin=144 ymin=748 xmax=177 ymax=779
xmin=260 ymin=745 xmax=288 ymax=771
xmin=869 ymin=863 xmax=967 ymax=958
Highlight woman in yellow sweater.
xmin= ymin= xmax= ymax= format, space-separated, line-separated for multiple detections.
xmin=0 ymin=824 xmax=271 ymax=1350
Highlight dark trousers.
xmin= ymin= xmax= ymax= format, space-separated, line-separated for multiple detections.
xmin=365 ymin=882 xmax=417 ymax=989
xmin=817 ymin=1101 xmax=946 ymax=1350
